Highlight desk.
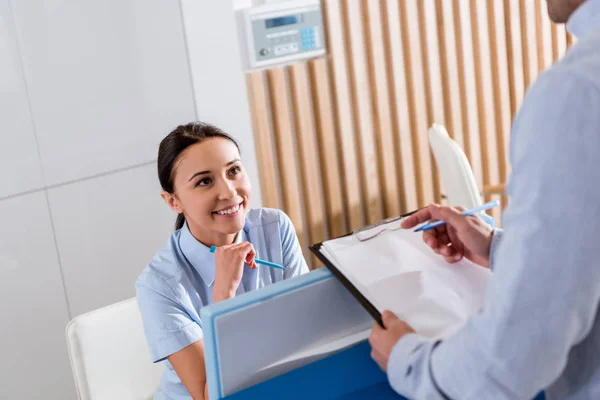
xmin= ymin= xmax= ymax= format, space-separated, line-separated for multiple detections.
xmin=225 ymin=340 xmax=546 ymax=400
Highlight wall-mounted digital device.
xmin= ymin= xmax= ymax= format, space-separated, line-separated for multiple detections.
xmin=240 ymin=0 xmax=326 ymax=70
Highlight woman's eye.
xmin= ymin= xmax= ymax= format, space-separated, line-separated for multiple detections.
xmin=229 ymin=166 xmax=242 ymax=176
xmin=196 ymin=177 xmax=212 ymax=187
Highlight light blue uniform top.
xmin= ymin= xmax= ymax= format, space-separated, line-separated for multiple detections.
xmin=136 ymin=208 xmax=309 ymax=400
xmin=387 ymin=1 xmax=600 ymax=399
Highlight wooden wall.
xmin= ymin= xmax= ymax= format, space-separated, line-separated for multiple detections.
xmin=245 ymin=0 xmax=574 ymax=268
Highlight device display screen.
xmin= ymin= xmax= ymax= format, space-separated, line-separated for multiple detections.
xmin=265 ymin=15 xmax=303 ymax=29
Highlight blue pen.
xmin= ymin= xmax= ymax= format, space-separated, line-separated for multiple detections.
xmin=209 ymin=246 xmax=285 ymax=269
xmin=414 ymin=199 xmax=500 ymax=232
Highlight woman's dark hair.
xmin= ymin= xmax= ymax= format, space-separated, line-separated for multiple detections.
xmin=158 ymin=122 xmax=240 ymax=230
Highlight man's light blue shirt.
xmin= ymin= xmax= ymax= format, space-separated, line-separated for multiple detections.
xmin=387 ymin=1 xmax=600 ymax=399
xmin=136 ymin=208 xmax=309 ymax=400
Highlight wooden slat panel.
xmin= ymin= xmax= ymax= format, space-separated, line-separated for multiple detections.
xmin=321 ymin=0 xmax=363 ymax=231
xmin=382 ymin=0 xmax=418 ymax=213
xmin=418 ymin=0 xmax=444 ymax=204
xmin=551 ymin=22 xmax=568 ymax=61
xmin=436 ymin=0 xmax=465 ymax=151
xmin=470 ymin=0 xmax=502 ymax=221
xmin=487 ymin=0 xmax=512 ymax=209
xmin=454 ymin=0 xmax=484 ymax=191
xmin=289 ymin=63 xmax=326 ymax=258
xmin=266 ymin=68 xmax=306 ymax=252
xmin=557 ymin=25 xmax=568 ymax=56
xmin=245 ymin=72 xmax=280 ymax=209
xmin=246 ymin=0 xmax=568 ymax=237
xmin=504 ymin=0 xmax=526 ymax=118
xmin=342 ymin=0 xmax=383 ymax=225
xmin=363 ymin=0 xmax=401 ymax=218
xmin=399 ymin=0 xmax=435 ymax=206
xmin=520 ymin=0 xmax=540 ymax=89
xmin=535 ymin=0 xmax=554 ymax=71
xmin=308 ymin=58 xmax=346 ymax=238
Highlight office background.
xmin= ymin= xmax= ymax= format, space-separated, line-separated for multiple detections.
xmin=246 ymin=0 xmax=574 ymax=268
xmin=0 ymin=0 xmax=571 ymax=398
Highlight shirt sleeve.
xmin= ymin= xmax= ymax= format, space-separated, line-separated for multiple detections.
xmin=387 ymin=70 xmax=600 ymax=399
xmin=278 ymin=210 xmax=310 ymax=279
xmin=136 ymin=280 xmax=203 ymax=363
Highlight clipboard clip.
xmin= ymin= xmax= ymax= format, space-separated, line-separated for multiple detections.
xmin=352 ymin=208 xmax=421 ymax=242
xmin=352 ymin=215 xmax=407 ymax=242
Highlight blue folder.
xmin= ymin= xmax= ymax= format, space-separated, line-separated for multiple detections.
xmin=224 ymin=340 xmax=402 ymax=400
xmin=201 ymin=268 xmax=374 ymax=399
xmin=223 ymin=339 xmax=545 ymax=400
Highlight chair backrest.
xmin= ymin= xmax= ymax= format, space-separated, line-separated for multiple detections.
xmin=428 ymin=124 xmax=482 ymax=209
xmin=66 ymin=298 xmax=163 ymax=400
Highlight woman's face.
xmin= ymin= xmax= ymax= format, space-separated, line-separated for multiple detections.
xmin=164 ymin=138 xmax=252 ymax=244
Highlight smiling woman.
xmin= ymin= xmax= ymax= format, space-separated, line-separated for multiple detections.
xmin=158 ymin=124 xmax=250 ymax=245
xmin=135 ymin=122 xmax=309 ymax=400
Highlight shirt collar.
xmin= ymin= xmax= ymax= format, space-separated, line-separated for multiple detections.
xmin=179 ymin=221 xmax=247 ymax=287
xmin=567 ymin=0 xmax=600 ymax=38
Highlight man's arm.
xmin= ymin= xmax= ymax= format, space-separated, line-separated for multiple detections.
xmin=386 ymin=70 xmax=600 ymax=399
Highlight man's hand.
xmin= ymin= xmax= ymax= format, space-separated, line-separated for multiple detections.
xmin=369 ymin=310 xmax=415 ymax=372
xmin=401 ymin=203 xmax=494 ymax=268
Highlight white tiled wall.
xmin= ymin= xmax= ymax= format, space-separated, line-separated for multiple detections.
xmin=0 ymin=192 xmax=74 ymax=399
xmin=10 ymin=0 xmax=196 ymax=186
xmin=0 ymin=0 xmax=44 ymax=198
xmin=48 ymin=164 xmax=176 ymax=317
xmin=0 ymin=0 xmax=259 ymax=398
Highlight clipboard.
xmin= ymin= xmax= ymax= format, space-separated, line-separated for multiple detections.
xmin=309 ymin=209 xmax=420 ymax=327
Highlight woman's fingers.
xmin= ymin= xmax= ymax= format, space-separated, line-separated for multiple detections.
xmin=222 ymin=242 xmax=257 ymax=268
xmin=238 ymin=242 xmax=256 ymax=268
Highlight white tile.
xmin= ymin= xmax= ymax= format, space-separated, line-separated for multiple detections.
xmin=11 ymin=0 xmax=196 ymax=186
xmin=0 ymin=0 xmax=44 ymax=198
xmin=48 ymin=164 xmax=176 ymax=316
xmin=181 ymin=0 xmax=263 ymax=207
xmin=0 ymin=192 xmax=75 ymax=399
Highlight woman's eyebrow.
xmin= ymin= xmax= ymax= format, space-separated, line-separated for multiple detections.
xmin=188 ymin=169 xmax=211 ymax=182
xmin=188 ymin=159 xmax=241 ymax=181
xmin=225 ymin=158 xmax=241 ymax=166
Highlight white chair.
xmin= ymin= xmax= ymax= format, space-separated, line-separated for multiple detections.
xmin=66 ymin=298 xmax=163 ymax=400
xmin=428 ymin=124 xmax=484 ymax=209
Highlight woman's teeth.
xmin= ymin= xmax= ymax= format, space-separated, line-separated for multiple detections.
xmin=215 ymin=204 xmax=240 ymax=215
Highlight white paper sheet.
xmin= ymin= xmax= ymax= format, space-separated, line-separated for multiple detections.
xmin=322 ymin=226 xmax=491 ymax=339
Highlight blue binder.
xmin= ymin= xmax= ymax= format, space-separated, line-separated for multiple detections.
xmin=223 ymin=340 xmax=403 ymax=399
xmin=224 ymin=339 xmax=545 ymax=400
xmin=201 ymin=268 xmax=374 ymax=399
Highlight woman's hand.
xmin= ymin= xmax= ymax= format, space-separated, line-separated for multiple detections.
xmin=212 ymin=242 xmax=257 ymax=302
xmin=401 ymin=204 xmax=494 ymax=268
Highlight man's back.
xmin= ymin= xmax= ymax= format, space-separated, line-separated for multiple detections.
xmin=539 ymin=10 xmax=600 ymax=400
xmin=482 ymin=6 xmax=600 ymax=398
